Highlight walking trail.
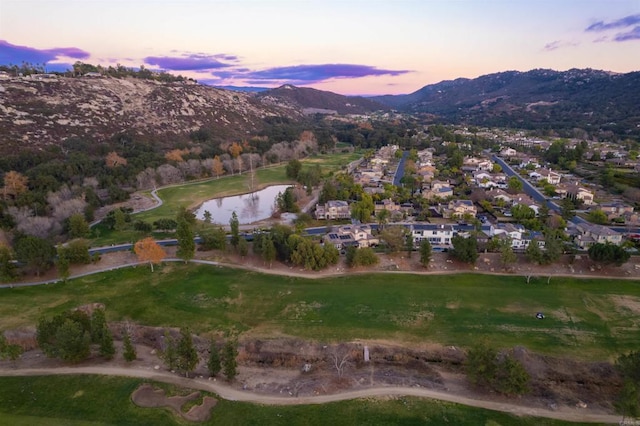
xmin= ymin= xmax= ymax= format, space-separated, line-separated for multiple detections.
xmin=0 ymin=365 xmax=621 ymax=424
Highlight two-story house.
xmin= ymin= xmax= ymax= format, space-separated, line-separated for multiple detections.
xmin=323 ymin=224 xmax=379 ymax=249
xmin=575 ymin=223 xmax=623 ymax=249
xmin=315 ymin=200 xmax=350 ymax=220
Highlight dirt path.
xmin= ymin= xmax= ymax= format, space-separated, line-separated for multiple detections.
xmin=0 ymin=365 xmax=619 ymax=423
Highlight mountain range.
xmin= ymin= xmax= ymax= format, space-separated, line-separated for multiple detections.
xmin=0 ymin=67 xmax=638 ymax=157
xmin=372 ymin=68 xmax=640 ymax=138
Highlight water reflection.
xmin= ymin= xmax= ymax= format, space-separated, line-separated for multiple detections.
xmin=195 ymin=185 xmax=291 ymax=225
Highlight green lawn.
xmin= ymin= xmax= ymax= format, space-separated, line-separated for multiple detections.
xmin=88 ymin=151 xmax=361 ymax=246
xmin=2 ymin=264 xmax=639 ymax=360
xmin=133 ymin=151 xmax=360 ymax=225
xmin=0 ymin=375 xmax=595 ymax=426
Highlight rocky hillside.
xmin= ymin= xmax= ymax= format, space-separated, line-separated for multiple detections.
xmin=0 ymin=75 xmax=301 ymax=155
xmin=257 ymin=84 xmax=386 ymax=115
xmin=373 ymin=68 xmax=640 ymax=138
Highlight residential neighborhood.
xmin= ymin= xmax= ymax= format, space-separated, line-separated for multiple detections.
xmin=311 ymin=132 xmax=639 ymax=261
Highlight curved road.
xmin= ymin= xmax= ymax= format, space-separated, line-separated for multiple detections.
xmin=0 ymin=366 xmax=619 ymax=424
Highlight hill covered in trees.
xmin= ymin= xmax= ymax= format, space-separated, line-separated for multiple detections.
xmin=373 ymin=68 xmax=640 ymax=140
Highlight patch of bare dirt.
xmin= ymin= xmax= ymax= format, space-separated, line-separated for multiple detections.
xmin=131 ymin=383 xmax=217 ymax=422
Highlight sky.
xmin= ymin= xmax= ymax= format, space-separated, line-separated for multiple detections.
xmin=0 ymin=0 xmax=639 ymax=95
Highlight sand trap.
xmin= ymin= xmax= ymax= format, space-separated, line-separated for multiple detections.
xmin=131 ymin=383 xmax=217 ymax=422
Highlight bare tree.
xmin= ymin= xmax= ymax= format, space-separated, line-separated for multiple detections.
xmin=156 ymin=164 xmax=183 ymax=185
xmin=329 ymin=344 xmax=352 ymax=379
xmin=136 ymin=167 xmax=158 ymax=190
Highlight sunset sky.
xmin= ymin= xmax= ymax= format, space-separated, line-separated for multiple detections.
xmin=1 ymin=0 xmax=639 ymax=95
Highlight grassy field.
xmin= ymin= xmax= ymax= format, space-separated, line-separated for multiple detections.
xmin=0 ymin=375 xmax=595 ymax=426
xmin=1 ymin=264 xmax=639 ymax=360
xmin=132 ymin=151 xmax=360 ymax=225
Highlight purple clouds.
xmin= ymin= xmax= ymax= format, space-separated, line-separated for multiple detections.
xmin=144 ymin=53 xmax=238 ymax=71
xmin=0 ymin=40 xmax=89 ymax=65
xmin=543 ymin=40 xmax=579 ymax=51
xmin=0 ymin=40 xmax=409 ymax=88
xmin=585 ymin=14 xmax=640 ymax=42
xmin=241 ymin=64 xmax=410 ymax=84
xmin=586 ymin=14 xmax=640 ymax=32
xmin=143 ymin=53 xmax=410 ymax=86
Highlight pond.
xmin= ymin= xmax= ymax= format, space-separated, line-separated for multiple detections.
xmin=194 ymin=184 xmax=292 ymax=225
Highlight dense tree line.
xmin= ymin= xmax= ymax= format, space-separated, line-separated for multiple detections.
xmin=36 ymin=308 xmax=115 ymax=363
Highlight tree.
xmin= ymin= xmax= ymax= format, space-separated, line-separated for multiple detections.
xmin=419 ymin=240 xmax=432 ymax=268
xmin=176 ymin=206 xmax=196 ymax=226
xmin=61 ymin=239 xmax=91 ymax=264
xmin=55 ymin=319 xmax=91 ymax=363
xmin=14 ymin=235 xmax=55 ymax=276
xmin=330 ymin=345 xmax=351 ymax=378
xmin=90 ymin=309 xmax=108 ymax=343
xmin=542 ymin=230 xmax=563 ymax=265
xmin=560 ymin=198 xmax=576 ymax=220
xmin=466 ymin=343 xmax=498 ymax=387
xmin=451 ymin=235 xmax=478 ymax=264
xmin=588 ymin=243 xmax=631 ymax=266
xmin=276 ymin=188 xmax=298 ymax=213
xmin=222 ymin=339 xmax=238 ymax=381
xmin=203 ymin=210 xmax=212 ymax=224
xmin=616 ymin=351 xmax=640 ymax=384
xmin=228 ymin=142 xmax=243 ymax=174
xmin=286 ymin=159 xmax=302 ymax=180
xmin=229 ymin=211 xmax=240 ymax=248
xmin=615 ymin=351 xmax=640 ymax=423
xmin=113 ymin=208 xmax=128 ymax=231
xmin=525 ymin=239 xmax=543 ymax=264
xmin=153 ymin=218 xmax=177 ymax=231
xmin=91 ymin=309 xmax=114 ymax=360
xmin=405 ymin=232 xmax=414 ymax=258
xmin=290 ymin=237 xmax=335 ymax=271
xmin=494 ymin=354 xmax=530 ymax=396
xmin=161 ymin=331 xmax=177 ymax=370
xmin=346 ymin=247 xmax=379 ymax=267
xmin=615 ymin=380 xmax=640 ymax=424
xmin=134 ymin=237 xmax=166 ymax=272
xmin=380 ymin=226 xmax=405 ymax=253
xmin=207 ymin=341 xmax=221 ymax=377
xmin=212 ymin=155 xmax=224 ymax=179
xmin=123 ymin=329 xmax=136 ymax=362
xmin=68 ymin=213 xmax=90 ymax=239
xmin=587 ymin=209 xmax=608 ymax=225
xmin=499 ymin=239 xmax=517 ymax=271
xmin=199 ymin=226 xmax=227 ymax=251
xmin=176 ymin=217 xmax=195 ymax=262
xmin=176 ymin=328 xmax=199 ymax=377
xmin=261 ymin=234 xmax=276 ymax=268
xmin=3 ymin=170 xmax=28 ymax=199
xmin=0 ymin=244 xmax=17 ymax=282
xmin=350 ymin=193 xmax=374 ymax=223
xmin=105 ymin=151 xmax=127 ymax=168
xmin=0 ymin=333 xmax=22 ymax=361
xmin=511 ymin=204 xmax=535 ymax=222
xmin=237 ymin=237 xmax=249 ymax=258
xmin=507 ymin=176 xmax=523 ymax=193
xmin=323 ymin=243 xmax=339 ymax=266
xmin=56 ymin=247 xmax=70 ymax=281
xmin=375 ymin=209 xmax=390 ymax=231
xmin=165 ymin=148 xmax=187 ymax=162
xmin=466 ymin=344 xmax=529 ymax=396
xmin=99 ymin=327 xmax=115 ymax=360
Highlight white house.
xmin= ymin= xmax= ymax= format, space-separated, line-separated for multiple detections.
xmin=500 ymin=147 xmax=517 ymax=157
xmin=411 ymin=224 xmax=455 ymax=247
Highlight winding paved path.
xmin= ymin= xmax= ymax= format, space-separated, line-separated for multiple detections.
xmin=0 ymin=366 xmax=620 ymax=423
